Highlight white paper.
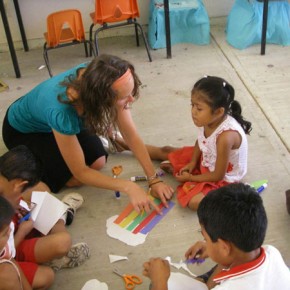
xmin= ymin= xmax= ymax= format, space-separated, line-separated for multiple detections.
xmin=168 ymin=272 xmax=208 ymax=290
xmin=109 ymin=254 xmax=128 ymax=263
xmin=106 ymin=215 xmax=147 ymax=246
xmin=31 ymin=191 xmax=68 ymax=235
xmin=165 ymin=257 xmax=197 ymax=277
xmin=81 ymin=279 xmax=108 ymax=290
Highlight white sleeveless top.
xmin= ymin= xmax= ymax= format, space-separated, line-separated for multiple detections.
xmin=197 ymin=115 xmax=248 ymax=182
xmin=0 ymin=222 xmax=16 ymax=260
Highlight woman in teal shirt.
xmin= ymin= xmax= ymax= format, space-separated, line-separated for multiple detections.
xmin=2 ymin=54 xmax=174 ymax=214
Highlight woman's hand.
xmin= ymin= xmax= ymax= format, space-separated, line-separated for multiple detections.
xmin=143 ymin=258 xmax=170 ymax=290
xmin=185 ymin=240 xmax=208 ymax=261
xmin=126 ymin=182 xmax=161 ymax=214
xmin=150 ymin=182 xmax=174 ymax=207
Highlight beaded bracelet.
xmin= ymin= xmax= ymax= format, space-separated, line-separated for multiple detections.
xmin=147 ymin=173 xmax=158 ymax=181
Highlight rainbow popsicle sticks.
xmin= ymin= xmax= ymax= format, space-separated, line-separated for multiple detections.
xmin=114 ymin=198 xmax=174 ymax=235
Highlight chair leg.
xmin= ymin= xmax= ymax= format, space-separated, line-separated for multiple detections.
xmin=94 ymin=27 xmax=104 ymax=56
xmin=83 ymin=41 xmax=89 ymax=57
xmin=89 ymin=23 xmax=95 ymax=57
xmin=135 ymin=23 xmax=152 ymax=62
xmin=86 ymin=40 xmax=96 ymax=56
xmin=43 ymin=43 xmax=53 ymax=77
xmin=134 ymin=21 xmax=140 ymax=47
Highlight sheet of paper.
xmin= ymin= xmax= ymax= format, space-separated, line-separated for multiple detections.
xmin=165 ymin=257 xmax=197 ymax=277
xmin=31 ymin=191 xmax=68 ymax=235
xmin=168 ymin=272 xmax=208 ymax=290
xmin=109 ymin=254 xmax=128 ymax=263
xmin=81 ymin=279 xmax=108 ymax=290
xmin=106 ymin=215 xmax=147 ymax=246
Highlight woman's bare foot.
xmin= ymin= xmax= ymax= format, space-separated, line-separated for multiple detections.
xmin=66 ymin=177 xmax=83 ymax=187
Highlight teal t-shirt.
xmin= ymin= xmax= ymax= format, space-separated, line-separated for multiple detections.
xmin=8 ymin=63 xmax=88 ymax=135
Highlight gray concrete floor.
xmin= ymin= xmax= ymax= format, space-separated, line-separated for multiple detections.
xmin=0 ymin=17 xmax=290 ymax=290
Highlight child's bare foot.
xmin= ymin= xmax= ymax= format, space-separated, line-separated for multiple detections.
xmin=107 ymin=128 xmax=129 ymax=153
xmin=160 ymin=161 xmax=174 ymax=174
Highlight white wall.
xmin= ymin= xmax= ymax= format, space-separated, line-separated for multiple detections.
xmin=0 ymin=0 xmax=234 ymax=51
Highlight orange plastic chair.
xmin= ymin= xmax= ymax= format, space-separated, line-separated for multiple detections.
xmin=89 ymin=0 xmax=152 ymax=61
xmin=43 ymin=9 xmax=95 ymax=77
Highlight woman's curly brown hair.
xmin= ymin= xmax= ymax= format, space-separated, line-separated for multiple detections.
xmin=58 ymin=54 xmax=141 ymax=136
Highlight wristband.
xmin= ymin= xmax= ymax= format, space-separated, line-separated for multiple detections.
xmin=149 ymin=180 xmax=164 ymax=188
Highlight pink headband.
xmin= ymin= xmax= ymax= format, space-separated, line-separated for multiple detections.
xmin=112 ymin=69 xmax=132 ymax=90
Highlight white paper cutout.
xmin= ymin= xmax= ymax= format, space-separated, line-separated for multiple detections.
xmin=81 ymin=279 xmax=108 ymax=290
xmin=168 ymin=272 xmax=208 ymax=290
xmin=31 ymin=191 xmax=68 ymax=235
xmin=165 ymin=256 xmax=197 ymax=277
xmin=109 ymin=254 xmax=128 ymax=263
xmin=106 ymin=215 xmax=147 ymax=246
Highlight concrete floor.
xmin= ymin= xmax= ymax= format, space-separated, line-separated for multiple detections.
xmin=0 ymin=17 xmax=290 ymax=290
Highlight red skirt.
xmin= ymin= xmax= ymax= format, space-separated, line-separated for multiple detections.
xmin=168 ymin=146 xmax=229 ymax=207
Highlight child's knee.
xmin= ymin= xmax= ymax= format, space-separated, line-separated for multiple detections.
xmin=33 ymin=266 xmax=54 ymax=289
xmin=188 ymin=194 xmax=204 ymax=211
xmin=53 ymin=232 xmax=72 ymax=255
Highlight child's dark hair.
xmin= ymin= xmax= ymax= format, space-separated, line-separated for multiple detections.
xmin=197 ymin=183 xmax=267 ymax=252
xmin=192 ymin=76 xmax=252 ymax=134
xmin=0 ymin=196 xmax=14 ymax=230
xmin=0 ymin=145 xmax=42 ymax=192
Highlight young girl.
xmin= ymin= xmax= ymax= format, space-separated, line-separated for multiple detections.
xmin=147 ymin=76 xmax=252 ymax=210
xmin=2 ymin=55 xmax=174 ymax=214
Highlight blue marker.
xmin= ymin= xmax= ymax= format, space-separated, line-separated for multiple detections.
xmin=257 ymin=183 xmax=267 ymax=194
xmin=18 ymin=212 xmax=31 ymax=224
xmin=115 ymin=191 xmax=120 ymax=199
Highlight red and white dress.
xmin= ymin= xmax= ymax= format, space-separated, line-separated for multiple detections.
xmin=168 ymin=115 xmax=248 ymax=207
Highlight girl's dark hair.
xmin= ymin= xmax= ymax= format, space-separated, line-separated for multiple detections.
xmin=59 ymin=54 xmax=141 ymax=135
xmin=0 ymin=145 xmax=42 ymax=192
xmin=0 ymin=196 xmax=15 ymax=230
xmin=192 ymin=76 xmax=252 ymax=134
xmin=0 ymin=196 xmax=14 ymax=230
xmin=197 ymin=183 xmax=268 ymax=252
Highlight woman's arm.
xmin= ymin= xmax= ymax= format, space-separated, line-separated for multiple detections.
xmin=116 ymin=106 xmax=174 ymax=205
xmin=175 ymin=131 xmax=239 ymax=183
xmin=53 ymin=130 xmax=159 ymax=214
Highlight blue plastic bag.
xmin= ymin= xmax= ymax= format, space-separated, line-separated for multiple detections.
xmin=148 ymin=0 xmax=210 ymax=49
xmin=226 ymin=0 xmax=290 ymax=49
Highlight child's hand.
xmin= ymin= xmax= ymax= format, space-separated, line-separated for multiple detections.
xmin=185 ymin=241 xmax=208 ymax=261
xmin=179 ymin=161 xmax=196 ymax=175
xmin=175 ymin=171 xmax=192 ymax=183
xmin=143 ymin=258 xmax=170 ymax=289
